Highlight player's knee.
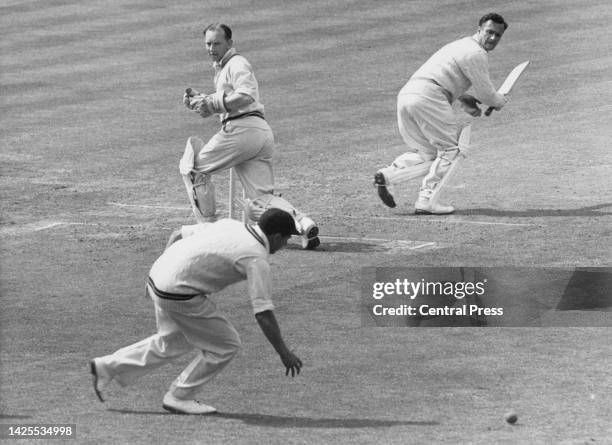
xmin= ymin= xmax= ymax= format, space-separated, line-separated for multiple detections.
xmin=213 ymin=336 xmax=241 ymax=361
xmin=392 ymin=152 xmax=426 ymax=168
xmin=228 ymin=337 xmax=241 ymax=357
xmin=154 ymin=332 xmax=191 ymax=358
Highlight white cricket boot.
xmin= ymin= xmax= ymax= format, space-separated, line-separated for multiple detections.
xmin=162 ymin=392 xmax=217 ymax=415
xmin=414 ymin=196 xmax=454 ymax=215
xmin=298 ymin=216 xmax=320 ymax=250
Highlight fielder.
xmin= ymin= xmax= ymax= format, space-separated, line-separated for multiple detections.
xmin=90 ymin=208 xmax=303 ymax=414
xmin=374 ymin=13 xmax=509 ymax=214
xmin=181 ymin=23 xmax=319 ymax=249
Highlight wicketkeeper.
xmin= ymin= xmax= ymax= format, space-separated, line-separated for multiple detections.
xmin=374 ymin=13 xmax=509 ymax=214
xmin=90 ymin=209 xmax=303 ymax=414
xmin=181 ymin=23 xmax=319 ymax=249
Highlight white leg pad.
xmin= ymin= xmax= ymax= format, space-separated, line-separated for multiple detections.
xmin=423 ymin=125 xmax=471 ymax=206
xmin=179 ymin=136 xmax=204 ymax=175
xmin=179 ymin=136 xmax=217 ymax=223
xmin=182 ymin=174 xmax=217 ymax=223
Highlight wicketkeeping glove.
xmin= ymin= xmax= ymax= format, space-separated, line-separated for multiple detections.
xmin=183 ymin=88 xmax=205 ymax=110
xmin=195 ymin=92 xmax=228 ymax=118
xmin=195 ymin=98 xmax=214 ymax=118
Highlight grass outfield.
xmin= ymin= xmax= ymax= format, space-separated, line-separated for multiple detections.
xmin=1 ymin=0 xmax=611 ymax=444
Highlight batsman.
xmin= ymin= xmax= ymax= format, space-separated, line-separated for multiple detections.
xmin=181 ymin=23 xmax=319 ymax=249
xmin=374 ymin=13 xmax=510 ymax=214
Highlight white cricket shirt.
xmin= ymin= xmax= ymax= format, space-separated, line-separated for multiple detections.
xmin=149 ymin=219 xmax=275 ymax=314
xmin=409 ymin=36 xmax=506 ymax=107
xmin=213 ymin=48 xmax=267 ymax=128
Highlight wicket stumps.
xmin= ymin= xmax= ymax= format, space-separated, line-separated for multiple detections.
xmin=228 ymin=168 xmax=247 ymax=221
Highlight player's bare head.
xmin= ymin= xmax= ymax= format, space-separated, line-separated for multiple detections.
xmin=478 ymin=13 xmax=508 ymax=30
xmin=258 ymin=209 xmax=300 ymax=253
xmin=476 ymin=13 xmax=507 ymax=52
xmin=203 ymin=23 xmax=233 ymax=62
xmin=204 ymin=23 xmax=232 ymax=40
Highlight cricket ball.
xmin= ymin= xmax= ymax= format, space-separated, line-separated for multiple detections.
xmin=504 ymin=411 xmax=518 ymax=424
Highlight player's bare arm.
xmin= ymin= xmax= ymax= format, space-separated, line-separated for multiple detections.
xmin=255 ymin=310 xmax=303 ymax=377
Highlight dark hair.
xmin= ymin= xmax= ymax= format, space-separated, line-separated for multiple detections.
xmin=203 ymin=23 xmax=232 ymax=40
xmin=258 ymin=208 xmax=300 ymax=237
xmin=478 ymin=13 xmax=508 ymax=30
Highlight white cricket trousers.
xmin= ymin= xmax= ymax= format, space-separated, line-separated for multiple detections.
xmin=180 ymin=116 xmax=276 ymax=221
xmin=97 ymin=286 xmax=241 ymax=399
xmin=193 ymin=116 xmax=275 ymax=198
xmin=380 ymin=80 xmax=466 ymax=197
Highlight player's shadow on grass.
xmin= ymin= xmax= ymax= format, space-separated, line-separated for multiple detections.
xmin=287 ymin=241 xmax=382 ymax=253
xmin=0 ymin=414 xmax=32 ymax=420
xmin=107 ymin=409 xmax=438 ymax=428
xmin=215 ymin=412 xmax=438 ymax=428
xmin=455 ymin=203 xmax=612 ymax=217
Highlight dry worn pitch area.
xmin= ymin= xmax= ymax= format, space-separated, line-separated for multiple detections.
xmin=1 ymin=0 xmax=611 ymax=444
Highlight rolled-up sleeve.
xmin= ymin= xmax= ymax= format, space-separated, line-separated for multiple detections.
xmin=243 ymin=257 xmax=275 ymax=314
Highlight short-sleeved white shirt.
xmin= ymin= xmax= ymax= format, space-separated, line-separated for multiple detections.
xmin=148 ymin=219 xmax=274 ymax=314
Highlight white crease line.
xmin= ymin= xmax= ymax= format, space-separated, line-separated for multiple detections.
xmin=1 ymin=221 xmax=74 ymax=236
xmin=338 ymin=215 xmax=537 ymax=227
xmin=109 ymin=202 xmax=190 ymax=211
xmin=0 ymin=221 xmax=174 ymax=236
xmin=322 ymin=235 xmax=406 ymax=243
xmin=108 ymin=202 xmax=538 ymax=228
xmin=5 ymin=223 xmax=437 ymax=252
xmin=320 ymin=235 xmax=439 ymax=250
xmin=411 ymin=242 xmax=437 ymax=249
xmin=33 ymin=222 xmax=65 ymax=231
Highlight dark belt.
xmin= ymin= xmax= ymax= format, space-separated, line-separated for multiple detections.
xmin=222 ymin=111 xmax=265 ymax=126
xmin=147 ymin=277 xmax=200 ymax=301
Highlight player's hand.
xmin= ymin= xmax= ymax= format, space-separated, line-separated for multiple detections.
xmin=183 ymin=92 xmax=193 ymax=109
xmin=484 ymin=94 xmax=509 ymax=117
xmin=458 ymin=95 xmax=482 ymax=117
xmin=280 ymin=350 xmax=303 ymax=377
xmin=195 ymin=96 xmax=214 ymax=118
xmin=183 ymin=88 xmax=203 ymax=110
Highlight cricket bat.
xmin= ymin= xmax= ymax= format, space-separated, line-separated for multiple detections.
xmin=485 ymin=60 xmax=530 ymax=116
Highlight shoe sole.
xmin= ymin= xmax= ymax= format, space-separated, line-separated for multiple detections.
xmin=374 ymin=173 xmax=396 ymax=208
xmin=162 ymin=404 xmax=217 ymax=415
xmin=89 ymin=360 xmax=105 ymax=403
xmin=302 ymin=225 xmax=320 ymax=250
xmin=304 ymin=236 xmax=320 ymax=250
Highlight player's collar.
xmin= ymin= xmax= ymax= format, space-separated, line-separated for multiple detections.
xmin=213 ymin=48 xmax=238 ymax=71
xmin=245 ymin=224 xmax=270 ymax=253
xmin=470 ymin=34 xmax=487 ymax=52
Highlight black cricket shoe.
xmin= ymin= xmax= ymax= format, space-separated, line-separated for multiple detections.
xmin=374 ymin=172 xmax=396 ymax=208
